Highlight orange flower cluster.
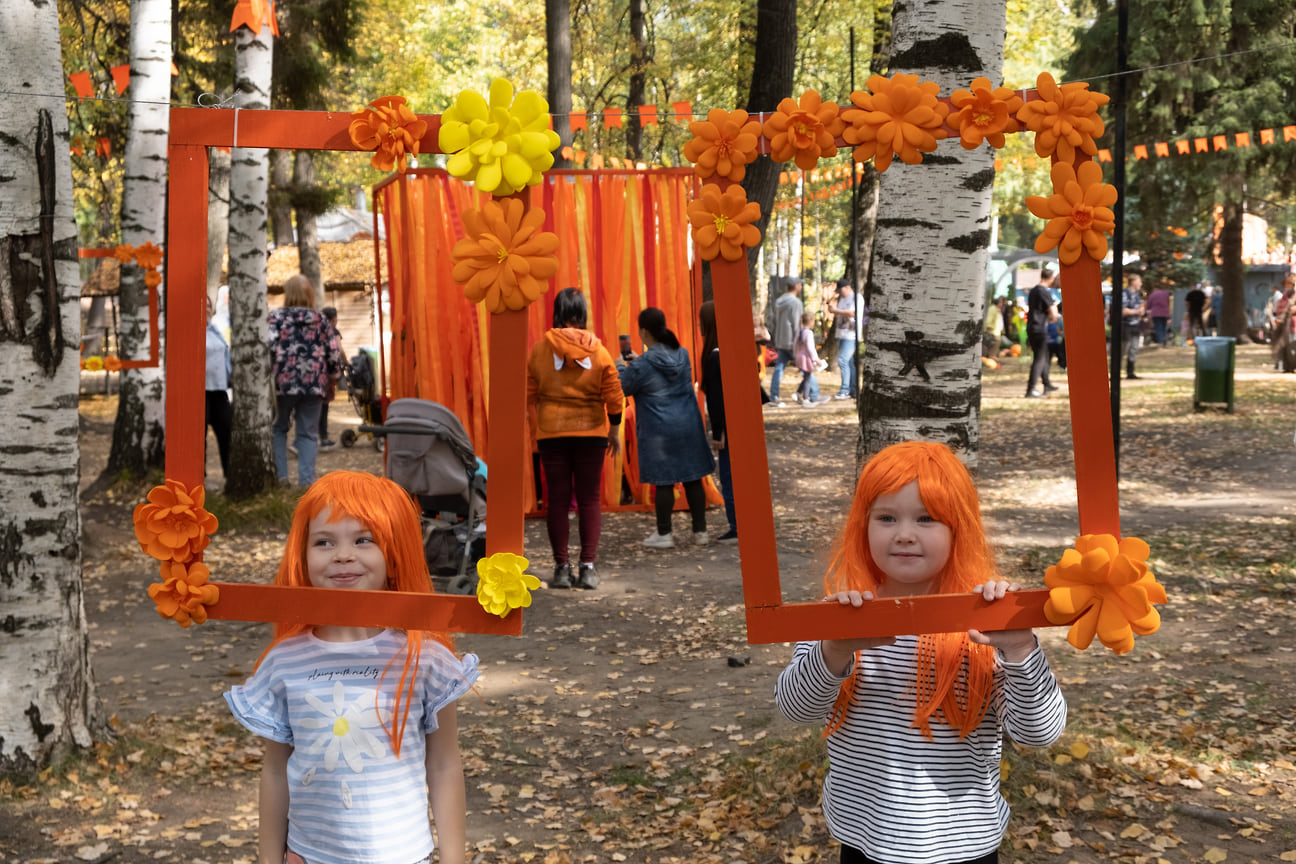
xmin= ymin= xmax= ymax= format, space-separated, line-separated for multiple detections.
xmin=104 ymin=356 xmax=123 ymax=372
xmin=348 ymin=95 xmax=429 ymax=174
xmin=451 ymin=198 xmax=560 ymax=313
xmin=148 ymin=561 xmax=220 ymax=627
xmin=762 ymin=90 xmax=844 ymax=170
xmin=686 ymin=184 xmax=762 ymax=262
xmin=842 ymin=74 xmax=949 ymax=172
xmin=1044 ymin=534 xmax=1166 ymax=654
xmin=949 ymin=77 xmax=1023 ymax=149
xmin=113 ymin=241 xmax=164 ymax=287
xmin=1017 ymin=72 xmax=1109 ymax=164
xmin=1026 ymin=161 xmax=1117 ymax=265
xmin=683 ymin=109 xmax=762 ymax=182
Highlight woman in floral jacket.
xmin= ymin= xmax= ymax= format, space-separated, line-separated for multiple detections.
xmin=269 ymin=274 xmax=341 ymax=485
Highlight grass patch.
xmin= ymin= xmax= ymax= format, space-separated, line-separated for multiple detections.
xmin=205 ymin=485 xmax=304 ymax=534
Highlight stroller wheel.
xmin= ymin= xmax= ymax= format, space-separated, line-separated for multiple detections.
xmin=340 ymin=429 xmax=357 ymax=448
xmin=447 ymin=572 xmax=477 ymax=595
xmin=372 ymin=435 xmax=385 ymax=453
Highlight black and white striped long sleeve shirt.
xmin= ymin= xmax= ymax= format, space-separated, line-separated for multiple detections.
xmin=775 ymin=636 xmax=1067 ymax=864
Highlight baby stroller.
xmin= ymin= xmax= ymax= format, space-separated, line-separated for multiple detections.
xmin=365 ymin=398 xmax=487 ymax=594
xmin=340 ymin=348 xmax=384 ymax=451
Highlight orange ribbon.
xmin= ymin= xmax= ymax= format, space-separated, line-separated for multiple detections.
xmin=229 ymin=0 xmax=280 ymax=35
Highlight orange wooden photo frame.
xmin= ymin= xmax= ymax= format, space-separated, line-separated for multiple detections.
xmin=78 ymin=247 xmax=160 ymax=369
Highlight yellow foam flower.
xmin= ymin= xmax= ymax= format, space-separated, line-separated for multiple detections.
xmin=83 ymin=356 xmax=104 ymax=372
xmin=948 ymin=77 xmax=1023 ymax=150
xmin=842 ymin=73 xmax=949 ymax=172
xmin=1044 ymin=534 xmax=1167 ymax=654
xmin=451 ymin=198 xmax=560 ymax=313
xmin=148 ymin=560 xmax=220 ymax=628
xmin=682 ymin=108 xmax=763 ymax=182
xmin=1016 ymin=72 xmax=1109 ymax=164
xmin=475 ymin=552 xmax=541 ymax=618
xmin=686 ymin=183 xmax=762 ymax=262
xmin=439 ymin=78 xmax=561 ymax=196
xmin=1026 ymin=160 xmax=1118 ymax=265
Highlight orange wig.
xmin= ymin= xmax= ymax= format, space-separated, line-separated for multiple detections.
xmin=259 ymin=471 xmax=453 ymax=756
xmin=824 ymin=441 xmax=1000 ymax=738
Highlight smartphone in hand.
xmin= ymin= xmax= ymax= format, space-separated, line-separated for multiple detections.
xmin=619 ymin=334 xmax=633 ymax=360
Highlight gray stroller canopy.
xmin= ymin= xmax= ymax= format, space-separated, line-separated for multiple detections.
xmin=383 ymin=398 xmax=478 ymax=502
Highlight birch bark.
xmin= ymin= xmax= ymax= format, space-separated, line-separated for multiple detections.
xmin=857 ymin=0 xmax=1005 ymax=469
xmin=0 ymin=0 xmax=104 ymax=771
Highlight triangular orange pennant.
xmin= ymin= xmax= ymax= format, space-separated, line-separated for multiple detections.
xmin=96 ymin=137 xmax=112 ymax=158
xmin=69 ymin=71 xmax=92 ymax=99
xmin=110 ymin=65 xmax=130 ymax=95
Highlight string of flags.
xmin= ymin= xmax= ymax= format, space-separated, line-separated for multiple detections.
xmin=68 ymin=63 xmax=180 ymax=99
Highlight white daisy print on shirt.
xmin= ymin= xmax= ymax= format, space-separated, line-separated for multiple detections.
xmin=298 ymin=680 xmax=386 ymax=774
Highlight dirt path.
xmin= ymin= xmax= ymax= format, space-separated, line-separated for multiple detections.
xmin=5 ymin=343 xmax=1295 ymax=863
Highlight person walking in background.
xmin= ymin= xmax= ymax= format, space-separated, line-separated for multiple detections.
xmin=205 ymin=294 xmax=232 ymax=479
xmin=318 ymin=306 xmax=342 ymax=449
xmin=526 ymin=287 xmax=625 ymax=590
xmin=618 ymin=307 xmax=715 ymax=550
xmin=793 ymin=311 xmax=825 ymax=406
xmin=768 ymin=278 xmax=803 ymax=406
xmin=1047 ymin=304 xmax=1066 ymax=372
xmin=1208 ymin=284 xmax=1224 ymax=336
xmin=269 ymin=274 xmax=342 ymax=487
xmin=1122 ymin=274 xmax=1146 ymax=380
xmin=1146 ymin=281 xmax=1171 ymax=346
xmin=1273 ymin=275 xmax=1295 ymax=373
xmin=828 ymin=281 xmax=858 ymax=400
xmin=1025 ymin=267 xmax=1059 ymax=398
xmin=1185 ymin=283 xmax=1207 ymax=342
xmin=698 ymin=302 xmax=739 ymax=543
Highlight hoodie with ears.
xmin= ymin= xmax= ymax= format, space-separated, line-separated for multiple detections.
xmin=526 ymin=327 xmax=625 ymax=441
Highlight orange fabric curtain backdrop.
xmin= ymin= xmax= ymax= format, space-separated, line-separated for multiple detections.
xmin=375 ymin=168 xmax=717 ymax=515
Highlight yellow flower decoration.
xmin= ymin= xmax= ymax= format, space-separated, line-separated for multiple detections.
xmin=682 ymin=108 xmax=763 ymax=182
xmin=1026 ymin=160 xmax=1117 ymax=265
xmin=948 ymin=77 xmax=1023 ymax=149
xmin=148 ymin=560 xmax=220 ymax=627
xmin=475 ymin=552 xmax=541 ymax=618
xmin=438 ymin=78 xmax=561 ymax=196
xmin=842 ymin=73 xmax=950 ymax=172
xmin=133 ymin=478 xmax=219 ymax=564
xmin=451 ymin=198 xmax=560 ymax=313
xmin=1016 ymin=72 xmax=1109 ymax=164
xmin=83 ymin=356 xmax=104 ymax=372
xmin=762 ymin=90 xmax=845 ymax=170
xmin=686 ymin=183 xmax=763 ymax=262
xmin=348 ymin=95 xmax=429 ymax=174
xmin=1044 ymin=534 xmax=1167 ymax=654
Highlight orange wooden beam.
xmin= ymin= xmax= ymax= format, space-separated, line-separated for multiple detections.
xmin=165 ymin=144 xmax=209 ymax=486
xmin=169 ymin=107 xmax=444 ymax=155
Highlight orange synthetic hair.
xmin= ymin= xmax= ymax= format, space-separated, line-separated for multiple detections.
xmin=257 ymin=471 xmax=453 ymax=757
xmin=824 ymin=441 xmax=999 ymax=739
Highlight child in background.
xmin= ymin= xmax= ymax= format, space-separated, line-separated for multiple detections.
xmin=226 ymin=471 xmax=477 ymax=864
xmin=775 ymin=442 xmax=1066 ymax=864
xmin=793 ymin=311 xmax=823 ymax=406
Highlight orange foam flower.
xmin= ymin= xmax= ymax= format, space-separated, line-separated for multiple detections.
xmin=762 ymin=90 xmax=845 ymax=170
xmin=148 ymin=560 xmax=220 ymax=627
xmin=682 ymin=109 xmax=762 ymax=182
xmin=143 ymin=268 xmax=162 ymax=288
xmin=842 ymin=73 xmax=950 ymax=172
xmin=104 ymin=356 xmax=123 ymax=372
xmin=133 ymin=242 xmax=164 ymax=269
xmin=1026 ymin=160 xmax=1118 ymax=265
xmin=949 ymin=77 xmax=1023 ymax=149
xmin=686 ymin=183 xmax=762 ymax=262
xmin=1016 ymin=72 xmax=1109 ymax=164
xmin=1044 ymin=534 xmax=1167 ymax=654
xmin=133 ymin=479 xmax=219 ymax=564
xmin=112 ymin=244 xmax=135 ymax=263
xmin=348 ymin=96 xmax=429 ymax=174
xmin=451 ymin=198 xmax=560 ymax=313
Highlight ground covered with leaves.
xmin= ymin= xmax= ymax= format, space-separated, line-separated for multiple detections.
xmin=3 ymin=343 xmax=1295 ymax=864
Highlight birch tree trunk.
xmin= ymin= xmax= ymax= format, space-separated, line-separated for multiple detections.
xmin=857 ymin=0 xmax=1004 ymax=469
xmin=225 ymin=19 xmax=279 ymax=498
xmin=293 ymin=151 xmax=324 ymax=308
xmin=0 ymin=2 xmax=104 ymax=772
xmin=207 ymin=146 xmax=231 ymax=300
xmin=105 ymin=0 xmax=172 ymax=481
xmin=269 ymin=148 xmax=294 ymax=247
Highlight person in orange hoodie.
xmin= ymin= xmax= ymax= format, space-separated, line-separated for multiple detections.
xmin=526 ymin=287 xmax=626 ymax=590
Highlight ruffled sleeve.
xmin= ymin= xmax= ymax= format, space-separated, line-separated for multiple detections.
xmin=224 ymin=651 xmax=293 ymax=744
xmin=419 ymin=642 xmax=480 ymax=735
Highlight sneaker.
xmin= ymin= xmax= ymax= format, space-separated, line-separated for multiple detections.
xmin=717 ymin=527 xmax=739 ymax=543
xmin=1043 ymin=385 xmax=1059 ymax=393
xmin=550 ymin=563 xmax=574 ymax=589
xmin=644 ymin=531 xmax=675 ymax=549
xmin=575 ymin=563 xmax=600 ymax=590
xmin=320 ymin=438 xmax=338 ymax=449
xmin=833 ymin=393 xmax=852 ymax=401
xmin=793 ymin=393 xmax=803 ymax=404
xmin=693 ymin=531 xmax=710 ymax=547
xmin=1024 ymin=390 xmax=1044 ymax=398
xmin=801 ymin=398 xmax=821 ymax=408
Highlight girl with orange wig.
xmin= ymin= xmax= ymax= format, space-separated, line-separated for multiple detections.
xmin=225 ymin=471 xmax=477 ymax=864
xmin=775 ymin=442 xmax=1066 ymax=864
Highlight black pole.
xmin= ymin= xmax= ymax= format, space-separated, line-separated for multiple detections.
xmin=1109 ymin=0 xmax=1128 ymax=475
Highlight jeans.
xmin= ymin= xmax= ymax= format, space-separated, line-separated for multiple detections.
xmin=796 ymin=370 xmax=820 ymax=402
xmin=835 ymin=336 xmax=856 ymax=395
xmin=717 ymin=446 xmax=736 ymax=532
xmin=538 ymin=436 xmax=607 ymax=565
xmin=1026 ymin=331 xmax=1050 ymax=394
xmin=769 ymin=347 xmax=794 ymax=402
xmin=273 ymin=393 xmax=323 ymax=486
xmin=205 ymin=389 xmax=232 ymax=476
xmin=1152 ymin=316 xmax=1168 ymax=345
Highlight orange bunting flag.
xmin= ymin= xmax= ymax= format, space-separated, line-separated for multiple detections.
xmin=1235 ymin=133 xmax=1251 ymax=148
xmin=1212 ymin=135 xmax=1227 ymax=151
xmin=1133 ymin=145 xmax=1148 ymax=160
xmin=1284 ymin=126 xmax=1296 ymax=142
xmin=561 ymin=146 xmax=573 ymax=160
xmin=604 ymin=108 xmax=623 ymax=129
xmin=1194 ymin=138 xmax=1208 ymax=153
xmin=591 ymin=154 xmax=604 ymax=169
xmin=779 ymin=172 xmax=789 ymax=184
xmin=672 ymin=101 xmax=692 ymax=122
xmin=1154 ymin=142 xmax=1169 ymax=157
xmin=1097 ymin=149 xmax=1112 ymax=162
xmin=1176 ymin=140 xmax=1190 ymax=155
xmin=96 ymin=137 xmax=112 ymax=158
xmin=110 ymin=64 xmax=130 ymax=95
xmin=229 ymin=0 xmax=279 ymax=35
xmin=637 ymin=105 xmax=658 ymax=126
xmin=994 ymin=158 xmax=1004 ymax=171
xmin=573 ymin=150 xmax=587 ymax=166
xmin=70 ymin=144 xmax=84 ymax=157
xmin=171 ymin=61 xmax=179 ymax=76
xmin=610 ymin=156 xmax=623 ymax=169
xmin=1260 ymin=129 xmax=1274 ymax=145
xmin=570 ymin=112 xmax=587 ymax=132
xmin=69 ymin=71 xmax=92 ymax=99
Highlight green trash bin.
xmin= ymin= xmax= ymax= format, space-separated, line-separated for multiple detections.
xmin=1193 ymin=336 xmax=1235 ymax=412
